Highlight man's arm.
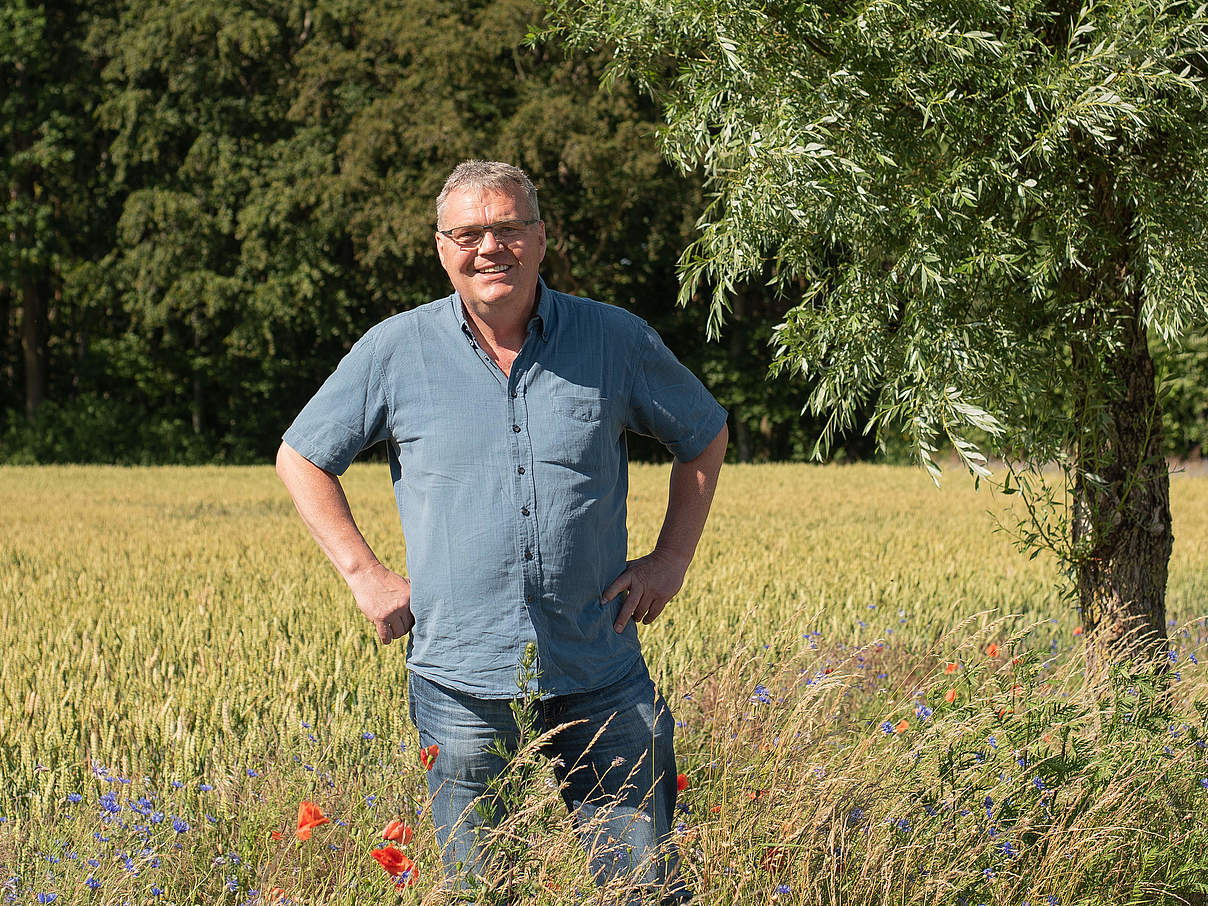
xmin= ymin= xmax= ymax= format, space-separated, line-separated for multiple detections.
xmin=276 ymin=442 xmax=414 ymax=644
xmin=602 ymin=423 xmax=728 ymax=633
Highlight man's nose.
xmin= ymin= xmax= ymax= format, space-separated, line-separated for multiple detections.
xmin=478 ymin=228 xmax=504 ymax=253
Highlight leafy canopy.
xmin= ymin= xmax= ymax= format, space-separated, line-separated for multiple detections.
xmin=543 ymin=0 xmax=1208 ymax=478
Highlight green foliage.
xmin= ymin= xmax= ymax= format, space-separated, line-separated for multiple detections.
xmin=541 ymin=0 xmax=1208 ymax=472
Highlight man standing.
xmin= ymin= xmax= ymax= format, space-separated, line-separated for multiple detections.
xmin=276 ymin=161 xmax=727 ymax=902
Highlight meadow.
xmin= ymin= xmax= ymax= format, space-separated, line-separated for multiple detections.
xmin=1 ymin=462 xmax=1206 ymax=905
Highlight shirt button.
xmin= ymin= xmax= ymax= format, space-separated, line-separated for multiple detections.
xmin=524 ymin=549 xmax=533 ymax=560
xmin=526 ymin=594 xmax=534 ymax=603
xmin=511 ymin=390 xmax=518 ymax=399
xmin=517 ymin=466 xmax=525 ymax=475
xmin=521 ymin=506 xmax=530 ymax=516
xmin=512 ymin=424 xmax=521 ymax=433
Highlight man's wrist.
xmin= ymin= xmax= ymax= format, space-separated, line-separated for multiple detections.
xmin=652 ymin=546 xmax=692 ymax=572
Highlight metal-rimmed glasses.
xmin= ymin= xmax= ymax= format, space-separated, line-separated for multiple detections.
xmin=438 ymin=219 xmax=539 ymax=249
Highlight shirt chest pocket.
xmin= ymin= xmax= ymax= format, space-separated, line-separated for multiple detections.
xmin=542 ymin=395 xmax=615 ymax=470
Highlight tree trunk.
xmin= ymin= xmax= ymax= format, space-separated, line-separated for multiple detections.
xmin=1071 ymin=293 xmax=1171 ymax=670
xmin=20 ymin=274 xmax=48 ymax=421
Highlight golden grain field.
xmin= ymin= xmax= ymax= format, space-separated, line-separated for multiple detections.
xmin=1 ymin=463 xmax=1206 ymax=905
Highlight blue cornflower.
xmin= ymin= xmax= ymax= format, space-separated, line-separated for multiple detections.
xmin=246 ymin=768 xmax=259 ymax=777
xmin=1033 ymin=777 xmax=1045 ymax=791
xmin=151 ymin=886 xmax=162 ymax=897
xmin=915 ymin=704 xmax=934 ymax=721
xmin=85 ymin=877 xmax=101 ymax=891
xmin=199 ymin=784 xmax=213 ymax=792
xmin=777 ymin=884 xmax=791 ymax=894
xmin=751 ymin=684 xmax=773 ymax=705
xmin=361 ymin=732 xmax=375 ymax=741
xmin=172 ymin=818 xmax=189 ymax=833
xmin=988 ymin=735 xmax=998 ymax=749
xmin=1200 ymin=778 xmax=1208 ymax=789
xmin=66 ymin=794 xmax=81 ymax=804
xmin=36 ymin=895 xmax=57 ymax=903
xmin=880 ymin=721 xmax=894 ymax=734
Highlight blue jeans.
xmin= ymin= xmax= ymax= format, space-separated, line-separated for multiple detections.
xmin=407 ymin=657 xmax=690 ymax=904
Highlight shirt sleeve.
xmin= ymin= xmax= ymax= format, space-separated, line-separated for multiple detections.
xmin=281 ymin=329 xmax=392 ymax=475
xmin=628 ymin=323 xmax=728 ymax=462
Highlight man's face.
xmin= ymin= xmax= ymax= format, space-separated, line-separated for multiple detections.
xmin=435 ymin=186 xmax=547 ymax=315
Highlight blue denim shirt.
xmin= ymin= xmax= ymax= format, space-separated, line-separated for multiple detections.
xmin=283 ymin=280 xmax=727 ymax=697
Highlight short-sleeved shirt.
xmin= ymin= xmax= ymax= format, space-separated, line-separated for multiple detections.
xmin=283 ymin=279 xmax=727 ymax=697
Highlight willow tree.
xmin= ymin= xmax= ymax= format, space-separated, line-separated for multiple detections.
xmin=543 ymin=0 xmax=1208 ymax=664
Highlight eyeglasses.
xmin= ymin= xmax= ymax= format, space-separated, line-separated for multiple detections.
xmin=438 ymin=219 xmax=539 ymax=249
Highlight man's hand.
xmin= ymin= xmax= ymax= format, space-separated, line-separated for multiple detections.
xmin=347 ymin=563 xmax=415 ymax=645
xmin=601 ymin=550 xmax=690 ymax=633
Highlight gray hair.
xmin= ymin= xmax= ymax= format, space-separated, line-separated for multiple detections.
xmin=435 ymin=160 xmax=540 ymax=227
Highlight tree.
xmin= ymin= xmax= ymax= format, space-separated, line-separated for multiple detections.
xmin=1 ymin=1 xmax=113 ymax=422
xmin=542 ymin=0 xmax=1208 ymax=665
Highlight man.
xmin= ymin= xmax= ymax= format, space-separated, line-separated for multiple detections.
xmin=276 ymin=161 xmax=727 ymax=902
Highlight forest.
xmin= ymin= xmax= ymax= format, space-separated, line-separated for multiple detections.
xmin=3 ymin=0 xmax=1207 ymax=464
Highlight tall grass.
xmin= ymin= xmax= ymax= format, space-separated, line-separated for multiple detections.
xmin=0 ymin=464 xmax=1205 ymax=904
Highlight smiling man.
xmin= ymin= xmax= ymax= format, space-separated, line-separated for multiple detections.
xmin=276 ymin=161 xmax=727 ymax=903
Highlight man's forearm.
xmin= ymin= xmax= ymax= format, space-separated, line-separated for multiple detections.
xmin=654 ymin=423 xmax=728 ymax=567
xmin=275 ymin=442 xmax=382 ymax=582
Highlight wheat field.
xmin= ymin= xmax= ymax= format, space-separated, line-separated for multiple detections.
xmin=1 ymin=463 xmax=1206 ymax=905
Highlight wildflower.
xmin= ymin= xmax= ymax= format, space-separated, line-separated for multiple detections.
xmin=915 ymin=704 xmax=933 ymax=721
xmin=944 ymin=689 xmax=957 ymax=704
xmin=85 ymin=877 xmax=101 ymax=891
xmin=36 ymin=895 xmax=57 ymax=903
xmin=895 ymin=718 xmax=909 ymax=733
xmin=944 ymin=663 xmax=959 ymax=674
xmin=296 ymin=801 xmax=329 ymax=840
xmin=676 ymin=773 xmax=689 ymax=793
xmin=760 ymin=847 xmax=787 ymax=873
xmin=270 ymin=830 xmax=283 ymax=841
xmin=420 ymin=744 xmax=440 ymax=770
xmin=1073 ymin=626 xmax=1083 ymax=636
xmin=986 ymin=643 xmax=1000 ymax=658
xmin=246 ymin=769 xmax=259 ymax=777
xmin=776 ymin=884 xmax=791 ymax=895
xmin=267 ymin=888 xmax=286 ymax=904
xmin=751 ymin=684 xmax=773 ymax=705
xmin=372 ymin=845 xmax=416 ymax=885
xmin=382 ymin=820 xmax=413 ymax=845
xmin=710 ymin=805 xmax=721 ymax=814
xmin=880 ymin=721 xmax=894 ymax=734
xmin=172 ymin=818 xmax=189 ymax=834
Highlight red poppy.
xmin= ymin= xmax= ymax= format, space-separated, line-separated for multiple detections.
xmin=1073 ymin=626 xmax=1084 ymax=636
xmin=760 ymin=847 xmax=787 ymax=873
xmin=944 ymin=688 xmax=957 ymax=704
xmin=266 ymin=888 xmax=286 ymax=905
xmin=986 ymin=643 xmax=1000 ymax=658
xmin=373 ymin=845 xmax=417 ymax=883
xmin=382 ymin=819 xmax=413 ymax=845
xmin=944 ymin=662 xmax=959 ymax=674
xmin=269 ymin=830 xmax=283 ymax=841
xmin=895 ymin=718 xmax=909 ymax=733
xmin=420 ymin=744 xmax=440 ymax=770
xmin=710 ymin=804 xmax=722 ymax=814
xmin=676 ymin=773 xmax=689 ymax=793
xmin=296 ymin=800 xmax=329 ymax=840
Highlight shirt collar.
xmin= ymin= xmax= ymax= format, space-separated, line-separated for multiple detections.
xmin=451 ymin=276 xmax=554 ymax=344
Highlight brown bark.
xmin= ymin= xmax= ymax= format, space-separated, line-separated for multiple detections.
xmin=20 ymin=274 xmax=47 ymax=421
xmin=1071 ymin=293 xmax=1171 ymax=669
